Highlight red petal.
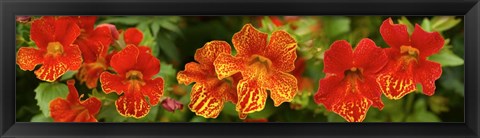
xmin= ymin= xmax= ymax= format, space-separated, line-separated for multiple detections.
xmin=314 ymin=75 xmax=344 ymax=110
xmin=380 ymin=18 xmax=410 ymax=49
xmin=188 ymin=83 xmax=225 ymax=118
xmin=232 ymin=24 xmax=268 ymax=56
xmin=264 ymin=31 xmax=297 ymax=72
xmin=359 ymin=76 xmax=384 ymax=109
xmin=31 ymin=16 xmax=56 ymax=49
xmin=76 ymin=39 xmax=98 ymax=63
xmin=55 ymin=17 xmax=81 ymax=48
xmin=236 ymin=79 xmax=267 ymax=119
xmin=332 ymin=94 xmax=373 ymax=122
xmin=88 ymin=26 xmax=113 ymax=57
xmin=377 ymin=59 xmax=417 ymax=100
xmin=194 ymin=41 xmax=232 ymax=67
xmin=80 ymin=97 xmax=102 ymax=115
xmin=66 ymin=80 xmax=80 ymax=103
xmin=264 ymin=71 xmax=298 ymax=106
xmin=411 ymin=24 xmax=445 ymax=58
xmin=124 ymin=28 xmax=143 ymax=46
xmin=34 ymin=57 xmax=69 ymax=82
xmin=414 ymin=60 xmax=442 ymax=96
xmin=73 ymin=110 xmax=97 ymax=122
xmin=141 ymin=77 xmax=164 ymax=105
xmin=60 ymin=44 xmax=83 ymax=70
xmin=352 ymin=38 xmax=388 ymax=74
xmin=49 ymin=98 xmax=76 ymax=122
xmin=16 ymin=47 xmax=44 ymax=71
xmin=76 ymin=62 xmax=106 ymax=89
xmin=177 ymin=62 xmax=208 ymax=85
xmin=323 ymin=40 xmax=353 ymax=75
xmin=133 ymin=47 xmax=160 ymax=79
xmin=110 ymin=45 xmax=139 ymax=75
xmin=100 ymin=72 xmax=126 ymax=95
xmin=115 ymin=92 xmax=150 ymax=119
xmin=77 ymin=16 xmax=97 ymax=33
xmin=214 ymin=53 xmax=247 ymax=80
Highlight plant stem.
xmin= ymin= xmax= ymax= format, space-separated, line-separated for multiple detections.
xmin=402 ymin=94 xmax=416 ymax=121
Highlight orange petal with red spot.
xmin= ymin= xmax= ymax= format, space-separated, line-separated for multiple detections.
xmin=188 ymin=83 xmax=225 ymax=118
xmin=236 ymin=79 xmax=267 ymax=119
xmin=411 ymin=24 xmax=444 ymax=58
xmin=264 ymin=30 xmax=297 ymax=72
xmin=30 ymin=16 xmax=56 ymax=49
xmin=16 ymin=47 xmax=44 ymax=71
xmin=177 ymin=62 xmax=208 ymax=85
xmin=141 ymin=77 xmax=165 ymax=105
xmin=115 ymin=92 xmax=151 ymax=119
xmin=264 ymin=71 xmax=298 ymax=106
xmin=124 ymin=28 xmax=143 ymax=46
xmin=110 ymin=45 xmax=139 ymax=75
xmin=34 ymin=57 xmax=69 ymax=82
xmin=380 ymin=18 xmax=410 ymax=49
xmin=332 ymin=95 xmax=373 ymax=122
xmin=214 ymin=53 xmax=247 ymax=80
xmin=232 ymin=24 xmax=268 ymax=56
xmin=323 ymin=40 xmax=353 ymax=75
xmin=414 ymin=60 xmax=442 ymax=96
xmin=194 ymin=41 xmax=232 ymax=67
xmin=100 ymin=72 xmax=126 ymax=95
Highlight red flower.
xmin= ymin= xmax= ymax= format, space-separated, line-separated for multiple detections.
xmin=72 ymin=16 xmax=113 ymax=89
xmin=100 ymin=45 xmax=164 ymax=118
xmin=214 ymin=24 xmax=298 ymax=119
xmin=377 ymin=18 xmax=444 ymax=99
xmin=177 ymin=41 xmax=240 ymax=118
xmin=50 ymin=80 xmax=102 ymax=122
xmin=161 ymin=97 xmax=184 ymax=112
xmin=97 ymin=23 xmax=120 ymax=40
xmin=16 ymin=16 xmax=82 ymax=82
xmin=314 ymin=39 xmax=387 ymax=122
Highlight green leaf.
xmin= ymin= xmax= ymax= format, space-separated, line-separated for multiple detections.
xmin=326 ymin=112 xmax=346 ymax=122
xmin=248 ymin=99 xmax=276 ymax=119
xmin=31 ymin=113 xmax=54 ymax=122
xmin=151 ymin=21 xmax=161 ymax=37
xmin=126 ymin=105 xmax=160 ymax=122
xmin=160 ymin=21 xmax=183 ymax=35
xmin=429 ymin=48 xmax=464 ymax=67
xmin=60 ymin=71 xmax=77 ymax=81
xmin=421 ymin=18 xmax=432 ymax=32
xmin=156 ymin=63 xmax=176 ymax=93
xmin=323 ymin=16 xmax=351 ymax=37
xmin=101 ymin=17 xmax=142 ymax=25
xmin=97 ymin=102 xmax=127 ymax=122
xmin=34 ymin=82 xmax=69 ymax=117
xmin=156 ymin=33 xmax=180 ymax=62
xmin=397 ymin=16 xmax=414 ymax=34
xmin=221 ymin=102 xmax=238 ymax=117
xmin=431 ymin=16 xmax=461 ymax=32
xmin=140 ymin=28 xmax=160 ymax=57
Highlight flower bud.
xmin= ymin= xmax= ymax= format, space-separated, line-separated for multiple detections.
xmin=161 ymin=97 xmax=184 ymax=112
xmin=97 ymin=23 xmax=119 ymax=40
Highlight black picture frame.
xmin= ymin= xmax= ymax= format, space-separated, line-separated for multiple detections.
xmin=1 ymin=0 xmax=479 ymax=137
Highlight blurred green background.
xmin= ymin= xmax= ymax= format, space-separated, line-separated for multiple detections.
xmin=16 ymin=16 xmax=464 ymax=122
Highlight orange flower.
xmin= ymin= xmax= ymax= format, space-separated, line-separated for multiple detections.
xmin=177 ymin=41 xmax=240 ymax=118
xmin=49 ymin=80 xmax=102 ymax=122
xmin=377 ymin=18 xmax=444 ymax=99
xmin=16 ymin=16 xmax=82 ymax=82
xmin=99 ymin=45 xmax=164 ymax=118
xmin=72 ymin=16 xmax=113 ymax=89
xmin=214 ymin=24 xmax=298 ymax=119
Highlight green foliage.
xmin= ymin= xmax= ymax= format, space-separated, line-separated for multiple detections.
xmin=34 ymin=82 xmax=69 ymax=117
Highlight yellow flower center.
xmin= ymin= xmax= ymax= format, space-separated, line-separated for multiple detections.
xmin=125 ymin=70 xmax=146 ymax=91
xmin=344 ymin=67 xmax=363 ymax=94
xmin=399 ymin=45 xmax=419 ymax=65
xmin=247 ymin=55 xmax=272 ymax=78
xmin=46 ymin=42 xmax=64 ymax=57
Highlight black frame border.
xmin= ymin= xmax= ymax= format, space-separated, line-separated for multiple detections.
xmin=1 ymin=0 xmax=479 ymax=137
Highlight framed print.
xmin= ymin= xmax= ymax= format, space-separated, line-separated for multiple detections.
xmin=1 ymin=0 xmax=479 ymax=137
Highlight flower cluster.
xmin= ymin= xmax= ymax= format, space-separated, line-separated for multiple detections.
xmin=314 ymin=18 xmax=444 ymax=122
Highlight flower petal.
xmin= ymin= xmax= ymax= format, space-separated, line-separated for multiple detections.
xmin=66 ymin=80 xmax=80 ymax=103
xmin=76 ymin=16 xmax=97 ymax=33
xmin=87 ymin=26 xmax=113 ymax=57
xmin=414 ymin=60 xmax=442 ymax=96
xmin=115 ymin=92 xmax=151 ymax=119
xmin=353 ymin=38 xmax=388 ymax=74
xmin=34 ymin=57 xmax=69 ymax=82
xmin=188 ymin=83 xmax=225 ymax=118
xmin=359 ymin=76 xmax=384 ymax=109
xmin=76 ymin=62 xmax=106 ymax=89
xmin=314 ymin=75 xmax=344 ymax=110
xmin=332 ymin=95 xmax=372 ymax=122
xmin=100 ymin=72 xmax=126 ymax=95
xmin=380 ymin=18 xmax=410 ymax=49
xmin=264 ymin=71 xmax=298 ymax=106
xmin=195 ymin=41 xmax=232 ymax=67
xmin=49 ymin=98 xmax=76 ymax=122
xmin=16 ymin=47 xmax=44 ymax=71
xmin=232 ymin=24 xmax=268 ymax=56
xmin=124 ymin=28 xmax=143 ymax=46
xmin=214 ymin=53 xmax=247 ymax=80
xmin=377 ymin=60 xmax=417 ymax=100
xmin=264 ymin=30 xmax=297 ymax=72
xmin=323 ymin=40 xmax=353 ymax=75
xmin=236 ymin=79 xmax=267 ymax=119
xmin=80 ymin=97 xmax=102 ymax=116
xmin=110 ymin=45 xmax=139 ymax=75
xmin=31 ymin=16 xmax=55 ymax=49
xmin=73 ymin=110 xmax=97 ymax=122
xmin=55 ymin=17 xmax=81 ymax=47
xmin=411 ymin=24 xmax=444 ymax=58
xmin=177 ymin=62 xmax=208 ymax=85
xmin=133 ymin=47 xmax=160 ymax=79
xmin=141 ymin=77 xmax=164 ymax=105
xmin=60 ymin=44 xmax=83 ymax=71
